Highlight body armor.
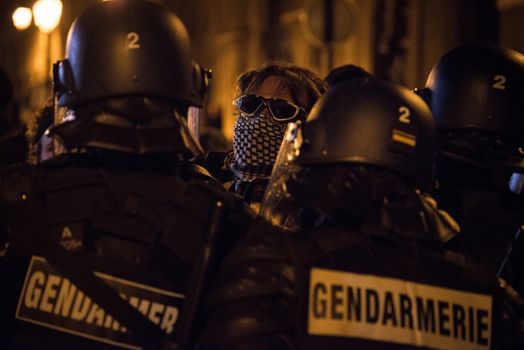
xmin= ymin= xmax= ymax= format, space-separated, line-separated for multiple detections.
xmin=201 ymin=217 xmax=513 ymax=350
xmin=0 ymin=155 xmax=250 ymax=349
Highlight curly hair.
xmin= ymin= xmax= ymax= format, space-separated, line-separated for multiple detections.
xmin=233 ymin=62 xmax=328 ymax=112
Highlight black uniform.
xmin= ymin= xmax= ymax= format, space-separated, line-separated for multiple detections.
xmin=418 ymin=45 xmax=524 ymax=285
xmin=0 ymin=154 xmax=249 ymax=349
xmin=201 ymin=216 xmax=508 ymax=350
xmin=435 ymin=157 xmax=524 ymax=278
xmin=0 ymin=1 xmax=252 ymax=348
xmin=199 ymin=78 xmax=518 ymax=349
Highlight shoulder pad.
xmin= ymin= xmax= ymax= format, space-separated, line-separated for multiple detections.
xmin=207 ymin=221 xmax=294 ymax=306
xmin=230 ymin=219 xmax=291 ymax=262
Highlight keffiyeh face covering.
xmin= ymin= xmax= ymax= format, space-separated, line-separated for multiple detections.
xmin=231 ymin=108 xmax=288 ymax=181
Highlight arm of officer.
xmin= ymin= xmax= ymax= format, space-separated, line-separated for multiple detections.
xmin=198 ymin=220 xmax=296 ymax=350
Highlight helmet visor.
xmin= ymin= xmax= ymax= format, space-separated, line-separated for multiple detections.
xmin=259 ymin=121 xmax=305 ymax=231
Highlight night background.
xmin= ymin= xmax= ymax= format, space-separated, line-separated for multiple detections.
xmin=0 ymin=0 xmax=522 ymax=142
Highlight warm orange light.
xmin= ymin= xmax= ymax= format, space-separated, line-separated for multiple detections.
xmin=33 ymin=0 xmax=63 ymax=33
xmin=12 ymin=7 xmax=33 ymax=31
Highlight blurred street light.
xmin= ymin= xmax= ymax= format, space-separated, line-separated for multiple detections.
xmin=12 ymin=7 xmax=33 ymax=31
xmin=33 ymin=0 xmax=63 ymax=33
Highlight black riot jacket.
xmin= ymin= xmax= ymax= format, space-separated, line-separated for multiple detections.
xmin=200 ymin=216 xmax=514 ymax=350
xmin=0 ymin=153 xmax=251 ymax=350
xmin=435 ymin=154 xmax=524 ymax=284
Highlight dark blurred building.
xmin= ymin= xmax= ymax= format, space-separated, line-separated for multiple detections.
xmin=0 ymin=0 xmax=522 ymax=141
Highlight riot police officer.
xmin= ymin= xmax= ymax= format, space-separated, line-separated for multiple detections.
xmin=418 ymin=45 xmax=524 ymax=289
xmin=0 ymin=1 xmax=250 ymax=349
xmin=198 ymin=78 xmax=515 ymax=349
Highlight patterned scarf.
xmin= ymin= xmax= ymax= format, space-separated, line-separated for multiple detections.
xmin=231 ymin=109 xmax=287 ymax=181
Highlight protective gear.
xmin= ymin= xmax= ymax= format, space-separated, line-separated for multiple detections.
xmin=0 ymin=154 xmax=251 ymax=350
xmin=198 ymin=73 xmax=515 ymax=350
xmin=259 ymin=121 xmax=305 ymax=231
xmin=416 ymin=45 xmax=524 ymax=176
xmin=324 ymin=64 xmax=373 ymax=87
xmin=188 ymin=106 xmax=202 ymax=142
xmin=298 ymin=79 xmax=436 ymax=191
xmin=54 ymin=0 xmax=207 ymax=109
xmin=200 ymin=218 xmax=513 ymax=350
xmin=262 ymin=123 xmax=459 ymax=241
xmin=436 ymin=158 xmax=524 ymax=274
xmin=261 ymin=80 xmax=439 ymax=232
xmin=0 ymin=2 xmax=251 ymax=348
xmin=423 ymin=44 xmax=524 ymax=148
xmin=420 ymin=45 xmax=524 ymax=275
xmin=231 ymin=109 xmax=287 ymax=181
xmin=261 ymin=79 xmax=437 ymax=231
xmin=50 ymin=102 xmax=203 ymax=156
xmin=50 ymin=0 xmax=209 ymax=156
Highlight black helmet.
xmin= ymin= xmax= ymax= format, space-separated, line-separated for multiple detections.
xmin=324 ymin=64 xmax=373 ymax=87
xmin=298 ymin=79 xmax=436 ymax=191
xmin=49 ymin=0 xmax=208 ymax=156
xmin=54 ymin=0 xmax=207 ymax=109
xmin=422 ymin=45 xmax=524 ymax=147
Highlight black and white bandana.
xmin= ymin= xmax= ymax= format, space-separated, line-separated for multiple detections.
xmin=231 ymin=109 xmax=287 ymax=181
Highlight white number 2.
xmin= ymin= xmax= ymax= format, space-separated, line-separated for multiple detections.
xmin=492 ymin=75 xmax=506 ymax=90
xmin=126 ymin=32 xmax=140 ymax=49
xmin=398 ymin=106 xmax=410 ymax=124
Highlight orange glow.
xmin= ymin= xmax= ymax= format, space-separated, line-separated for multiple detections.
xmin=12 ymin=7 xmax=33 ymax=31
xmin=33 ymin=0 xmax=63 ymax=33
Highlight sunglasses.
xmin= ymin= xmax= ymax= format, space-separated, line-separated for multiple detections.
xmin=233 ymin=94 xmax=307 ymax=122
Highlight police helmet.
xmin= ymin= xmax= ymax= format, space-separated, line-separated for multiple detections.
xmin=298 ymin=79 xmax=436 ymax=191
xmin=54 ymin=0 xmax=207 ymax=109
xmin=324 ymin=64 xmax=373 ymax=87
xmin=423 ymin=45 xmax=524 ymax=147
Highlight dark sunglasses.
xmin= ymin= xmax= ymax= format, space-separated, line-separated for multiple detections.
xmin=233 ymin=94 xmax=307 ymax=122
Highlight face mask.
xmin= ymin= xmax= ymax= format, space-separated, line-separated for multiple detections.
xmin=231 ymin=108 xmax=287 ymax=181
